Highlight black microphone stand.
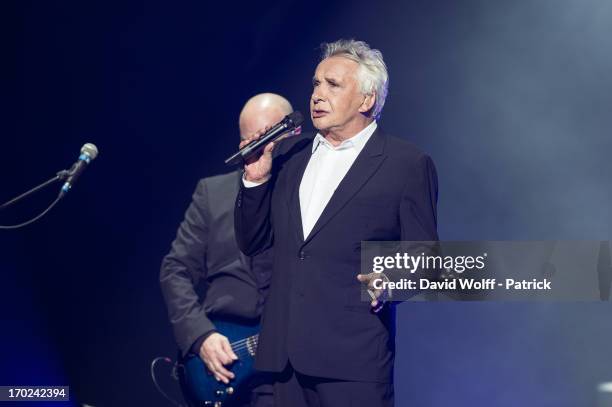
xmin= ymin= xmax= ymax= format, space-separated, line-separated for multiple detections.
xmin=0 ymin=170 xmax=70 ymax=211
xmin=0 ymin=169 xmax=71 ymax=229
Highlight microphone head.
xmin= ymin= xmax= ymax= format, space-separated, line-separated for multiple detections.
xmin=286 ymin=111 xmax=304 ymax=128
xmin=81 ymin=143 xmax=99 ymax=160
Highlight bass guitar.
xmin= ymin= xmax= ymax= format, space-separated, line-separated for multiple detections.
xmin=176 ymin=319 xmax=261 ymax=407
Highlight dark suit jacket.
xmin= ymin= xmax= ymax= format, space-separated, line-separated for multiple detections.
xmin=161 ymin=171 xmax=272 ymax=357
xmin=234 ymin=128 xmax=439 ymax=383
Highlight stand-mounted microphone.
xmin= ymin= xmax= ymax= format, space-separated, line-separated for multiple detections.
xmin=59 ymin=143 xmax=99 ymax=198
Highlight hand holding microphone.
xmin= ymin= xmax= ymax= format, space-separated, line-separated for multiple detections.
xmin=225 ymin=112 xmax=303 ymax=181
xmin=240 ymin=126 xmax=277 ymax=184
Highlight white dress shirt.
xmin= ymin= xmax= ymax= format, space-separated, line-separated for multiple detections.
xmin=299 ymin=121 xmax=377 ymax=238
xmin=243 ymin=120 xmax=378 ymax=239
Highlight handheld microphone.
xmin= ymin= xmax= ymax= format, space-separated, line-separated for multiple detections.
xmin=225 ymin=111 xmax=304 ymax=166
xmin=59 ymin=143 xmax=99 ymax=198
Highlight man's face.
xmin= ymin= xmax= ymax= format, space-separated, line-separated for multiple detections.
xmin=310 ymin=56 xmax=368 ymax=133
xmin=240 ymin=107 xmax=285 ymax=140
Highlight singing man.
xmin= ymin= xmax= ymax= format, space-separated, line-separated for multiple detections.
xmin=235 ymin=39 xmax=439 ymax=407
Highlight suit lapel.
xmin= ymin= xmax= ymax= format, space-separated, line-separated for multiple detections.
xmin=303 ymin=128 xmax=387 ymax=245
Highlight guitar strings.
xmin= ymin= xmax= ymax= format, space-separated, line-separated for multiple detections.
xmin=230 ymin=339 xmax=257 ymax=348
xmin=229 ymin=336 xmax=258 ymax=350
xmin=231 ymin=347 xmax=255 ymax=359
xmin=231 ymin=341 xmax=259 ymax=353
xmin=230 ymin=338 xmax=249 ymax=348
xmin=229 ymin=336 xmax=259 ymax=357
xmin=230 ymin=335 xmax=258 ymax=347
xmin=231 ymin=338 xmax=258 ymax=349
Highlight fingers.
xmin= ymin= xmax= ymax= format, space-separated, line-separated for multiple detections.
xmin=241 ymin=125 xmax=271 ymax=146
xmin=211 ymin=353 xmax=235 ymax=383
xmin=263 ymin=141 xmax=275 ymax=155
xmin=276 ymin=133 xmax=290 ymax=142
xmin=200 ymin=334 xmax=236 ymax=384
xmin=357 ymin=273 xmax=377 ymax=290
xmin=205 ymin=352 xmax=235 ymax=384
xmin=256 ymin=125 xmax=271 ymax=137
xmin=372 ymin=299 xmax=385 ymax=313
xmin=215 ymin=345 xmax=233 ymax=365
xmin=241 ymin=126 xmax=276 ymax=167
xmin=239 ymin=127 xmax=267 ymax=149
xmin=357 ymin=273 xmax=389 ymax=311
xmin=221 ymin=338 xmax=238 ymax=361
xmin=276 ymin=126 xmax=301 ymax=143
xmin=356 ymin=274 xmax=370 ymax=283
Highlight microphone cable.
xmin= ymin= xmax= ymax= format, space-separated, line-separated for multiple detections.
xmin=0 ymin=195 xmax=61 ymax=229
xmin=0 ymin=170 xmax=69 ymax=230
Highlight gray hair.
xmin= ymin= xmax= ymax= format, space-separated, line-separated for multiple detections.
xmin=321 ymin=39 xmax=389 ymax=120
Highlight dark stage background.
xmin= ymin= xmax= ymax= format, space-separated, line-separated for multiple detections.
xmin=1 ymin=1 xmax=611 ymax=406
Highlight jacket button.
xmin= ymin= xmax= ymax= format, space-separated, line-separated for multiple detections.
xmin=299 ymin=251 xmax=306 ymax=260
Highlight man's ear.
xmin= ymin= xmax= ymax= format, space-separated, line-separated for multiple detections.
xmin=359 ymin=92 xmax=376 ymax=115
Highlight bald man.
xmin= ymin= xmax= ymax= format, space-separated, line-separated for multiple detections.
xmin=161 ymin=93 xmax=295 ymax=407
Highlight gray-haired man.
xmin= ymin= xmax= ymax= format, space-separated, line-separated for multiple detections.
xmin=235 ymin=40 xmax=439 ymax=407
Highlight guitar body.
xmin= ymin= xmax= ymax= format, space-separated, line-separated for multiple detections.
xmin=177 ymin=319 xmax=261 ymax=407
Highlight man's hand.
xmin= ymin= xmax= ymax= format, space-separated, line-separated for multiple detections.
xmin=241 ymin=126 xmax=275 ymax=183
xmin=199 ymin=333 xmax=238 ymax=384
xmin=356 ymin=273 xmax=392 ymax=313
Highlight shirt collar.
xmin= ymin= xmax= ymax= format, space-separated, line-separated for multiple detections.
xmin=312 ymin=120 xmax=378 ymax=154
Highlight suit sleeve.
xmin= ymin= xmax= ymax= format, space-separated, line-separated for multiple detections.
xmin=399 ymin=153 xmax=439 ymax=242
xmin=392 ymin=154 xmax=440 ymax=297
xmin=234 ymin=177 xmax=274 ymax=257
xmin=160 ymin=179 xmax=216 ymax=357
xmin=234 ymin=135 xmax=305 ymax=256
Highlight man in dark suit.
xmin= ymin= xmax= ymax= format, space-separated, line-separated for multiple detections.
xmin=160 ymin=93 xmax=295 ymax=407
xmin=235 ymin=40 xmax=439 ymax=406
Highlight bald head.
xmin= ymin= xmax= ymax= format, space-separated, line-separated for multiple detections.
xmin=239 ymin=93 xmax=293 ymax=140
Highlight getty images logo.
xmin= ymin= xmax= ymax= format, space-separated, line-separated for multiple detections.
xmin=372 ymin=252 xmax=488 ymax=274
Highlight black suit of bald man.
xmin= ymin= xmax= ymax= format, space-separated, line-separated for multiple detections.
xmin=161 ymin=170 xmax=274 ymax=407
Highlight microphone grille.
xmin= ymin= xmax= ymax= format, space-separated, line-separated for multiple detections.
xmin=81 ymin=143 xmax=99 ymax=160
xmin=287 ymin=111 xmax=304 ymax=127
